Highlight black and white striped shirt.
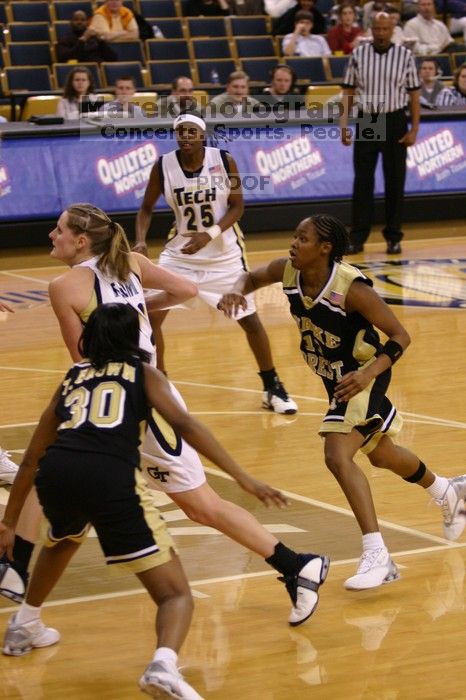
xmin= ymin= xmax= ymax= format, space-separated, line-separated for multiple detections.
xmin=343 ymin=43 xmax=420 ymax=114
xmin=435 ymin=87 xmax=466 ymax=107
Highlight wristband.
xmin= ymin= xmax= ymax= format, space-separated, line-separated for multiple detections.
xmin=206 ymin=224 xmax=222 ymax=240
xmin=382 ymin=339 xmax=403 ymax=364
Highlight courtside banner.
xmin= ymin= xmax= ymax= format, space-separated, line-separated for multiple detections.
xmin=0 ymin=119 xmax=465 ymax=220
xmin=0 ymin=139 xmax=60 ymax=219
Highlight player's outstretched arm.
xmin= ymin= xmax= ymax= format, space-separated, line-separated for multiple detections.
xmin=143 ymin=364 xmax=288 ymax=508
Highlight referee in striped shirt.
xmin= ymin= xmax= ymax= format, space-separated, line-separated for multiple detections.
xmin=339 ymin=13 xmax=420 ymax=255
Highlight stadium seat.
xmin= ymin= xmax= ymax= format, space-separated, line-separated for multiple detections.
xmin=53 ymin=62 xmax=102 ymax=89
xmin=52 ymin=1 xmax=94 ymax=21
xmin=192 ymin=38 xmax=233 ymax=60
xmin=101 ymin=61 xmax=146 ymax=88
xmin=305 ymin=84 xmax=341 ymax=108
xmin=187 ymin=17 xmax=227 ymax=38
xmin=8 ymin=42 xmax=53 ymax=66
xmin=240 ymin=57 xmax=278 ymax=82
xmin=284 ymin=57 xmax=328 ymax=83
xmin=21 ymin=95 xmax=62 ymax=120
xmin=147 ymin=18 xmax=184 ymax=39
xmin=7 ymin=23 xmax=51 ymax=43
xmin=53 ymin=21 xmax=73 ymax=42
xmin=195 ymin=58 xmax=237 ymax=84
xmin=235 ymin=36 xmax=277 ymax=59
xmin=148 ymin=60 xmax=193 ymax=87
xmin=132 ymin=91 xmax=158 ymax=115
xmin=140 ymin=0 xmax=177 ymax=17
xmin=110 ymin=41 xmax=146 ymax=63
xmin=9 ymin=2 xmax=51 ymax=23
xmin=327 ymin=55 xmax=349 ymax=80
xmin=4 ymin=65 xmax=53 ymax=93
xmin=452 ymin=52 xmax=466 ymax=70
xmin=229 ymin=16 xmax=270 ymax=37
xmin=146 ymin=38 xmax=190 ymax=61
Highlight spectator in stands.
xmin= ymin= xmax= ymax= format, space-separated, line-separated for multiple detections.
xmin=185 ymin=0 xmax=230 ymax=15
xmin=89 ymin=0 xmax=139 ymax=42
xmin=274 ymin=0 xmax=326 ymax=37
xmin=56 ymin=67 xmax=97 ymax=120
xmin=155 ymin=76 xmax=198 ymax=117
xmin=258 ymin=64 xmax=304 ymax=110
xmin=327 ymin=4 xmax=363 ymax=53
xmin=404 ymin=0 xmax=457 ymax=53
xmin=100 ymin=75 xmax=146 ymax=117
xmin=436 ymin=62 xmax=466 ymax=104
xmin=282 ymin=10 xmax=331 ymax=56
xmin=418 ymin=57 xmax=445 ymax=105
xmin=208 ymin=71 xmax=260 ymax=115
xmin=328 ymin=0 xmax=363 ymax=28
xmin=56 ymin=10 xmax=116 ymax=63
xmin=437 ymin=0 xmax=466 ymax=44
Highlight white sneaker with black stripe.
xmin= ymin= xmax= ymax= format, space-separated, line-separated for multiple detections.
xmin=262 ymin=380 xmax=298 ymax=415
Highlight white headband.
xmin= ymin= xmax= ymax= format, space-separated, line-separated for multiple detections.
xmin=173 ymin=114 xmax=206 ymax=132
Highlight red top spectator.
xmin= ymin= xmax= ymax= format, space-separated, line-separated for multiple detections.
xmin=327 ymin=4 xmax=363 ymax=54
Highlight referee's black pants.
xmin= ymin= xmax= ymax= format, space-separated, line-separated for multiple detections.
xmin=351 ymin=109 xmax=408 ymax=247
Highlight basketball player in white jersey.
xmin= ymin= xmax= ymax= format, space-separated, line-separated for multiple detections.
xmin=134 ymin=112 xmax=298 ymax=415
xmin=1 ymin=204 xmax=330 ymax=628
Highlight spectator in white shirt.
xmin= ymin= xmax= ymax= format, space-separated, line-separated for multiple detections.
xmin=404 ymin=0 xmax=455 ymax=54
xmin=282 ymin=11 xmax=331 ymax=56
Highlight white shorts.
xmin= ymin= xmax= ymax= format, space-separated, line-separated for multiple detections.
xmin=141 ymin=381 xmax=206 ymax=493
xmin=156 ymin=252 xmax=256 ymax=320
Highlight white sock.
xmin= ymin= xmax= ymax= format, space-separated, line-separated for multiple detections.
xmin=153 ymin=647 xmax=178 ymax=671
xmin=15 ymin=602 xmax=41 ymax=626
xmin=426 ymin=475 xmax=450 ymax=500
xmin=362 ymin=532 xmax=385 ymax=551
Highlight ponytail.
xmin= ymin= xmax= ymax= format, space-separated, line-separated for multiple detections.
xmin=66 ymin=203 xmax=131 ymax=281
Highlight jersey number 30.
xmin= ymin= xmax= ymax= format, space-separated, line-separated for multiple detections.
xmin=59 ymin=382 xmax=125 ymax=430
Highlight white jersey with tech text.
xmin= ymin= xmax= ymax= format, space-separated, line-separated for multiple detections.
xmin=75 ymin=256 xmax=155 ymax=362
xmin=161 ymin=147 xmax=246 ymax=269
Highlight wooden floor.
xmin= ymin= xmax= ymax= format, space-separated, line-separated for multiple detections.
xmin=1 ymin=222 xmax=466 ymax=699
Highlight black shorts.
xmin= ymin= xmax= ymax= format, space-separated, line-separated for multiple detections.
xmin=35 ymin=448 xmax=175 ymax=572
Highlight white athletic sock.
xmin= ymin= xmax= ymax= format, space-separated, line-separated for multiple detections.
xmin=362 ymin=532 xmax=385 ymax=551
xmin=426 ymin=475 xmax=450 ymax=500
xmin=15 ymin=602 xmax=41 ymax=625
xmin=153 ymin=646 xmax=178 ymax=671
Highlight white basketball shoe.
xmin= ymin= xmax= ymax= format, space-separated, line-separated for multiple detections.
xmin=139 ymin=661 xmax=204 ymax=699
xmin=0 ymin=449 xmax=19 ymax=486
xmin=344 ymin=548 xmax=400 ymax=590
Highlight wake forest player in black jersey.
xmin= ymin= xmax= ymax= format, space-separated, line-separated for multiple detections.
xmin=0 ymin=304 xmax=289 ymax=699
xmin=219 ymin=214 xmax=466 ymax=591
